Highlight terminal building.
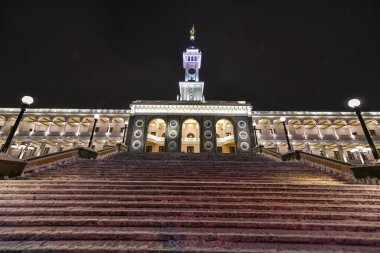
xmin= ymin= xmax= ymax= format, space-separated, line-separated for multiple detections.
xmin=1 ymin=26 xmax=379 ymax=163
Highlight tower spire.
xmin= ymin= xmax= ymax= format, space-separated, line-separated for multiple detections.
xmin=190 ymin=24 xmax=195 ymax=40
xmin=179 ymin=25 xmax=204 ymax=101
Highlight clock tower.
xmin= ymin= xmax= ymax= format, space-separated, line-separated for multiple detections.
xmin=179 ymin=25 xmax=205 ymax=101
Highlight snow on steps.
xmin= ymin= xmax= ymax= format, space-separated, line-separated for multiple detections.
xmin=0 ymin=153 xmax=380 ymax=252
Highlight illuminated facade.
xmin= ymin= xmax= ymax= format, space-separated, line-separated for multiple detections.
xmin=0 ymin=26 xmax=379 ymax=162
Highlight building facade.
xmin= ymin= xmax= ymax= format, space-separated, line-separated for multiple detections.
xmin=1 ymin=27 xmax=379 ymax=163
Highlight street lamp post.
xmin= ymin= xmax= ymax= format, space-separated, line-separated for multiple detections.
xmin=252 ymin=122 xmax=258 ymax=146
xmin=122 ymin=122 xmax=128 ymax=143
xmin=88 ymin=114 xmax=100 ymax=149
xmin=1 ymin=96 xmax=34 ymax=154
xmin=280 ymin=117 xmax=292 ymax=152
xmin=348 ymin=99 xmax=380 ymax=160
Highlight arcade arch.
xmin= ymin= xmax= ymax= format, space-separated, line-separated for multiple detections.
xmin=181 ymin=118 xmax=200 ymax=153
xmin=145 ymin=118 xmax=166 ymax=152
xmin=215 ymin=119 xmax=236 ymax=153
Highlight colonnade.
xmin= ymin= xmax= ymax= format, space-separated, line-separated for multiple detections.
xmin=1 ymin=109 xmax=379 ymax=163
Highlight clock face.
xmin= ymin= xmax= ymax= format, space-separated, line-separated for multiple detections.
xmin=188 ymin=68 xmax=196 ymax=74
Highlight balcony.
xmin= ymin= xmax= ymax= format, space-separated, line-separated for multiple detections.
xmin=216 ymin=135 xmax=235 ymax=144
xmin=181 ymin=137 xmax=199 ymax=144
xmin=147 ymin=134 xmax=165 ymax=144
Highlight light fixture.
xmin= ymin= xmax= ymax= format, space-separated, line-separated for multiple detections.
xmin=21 ymin=96 xmax=34 ymax=105
xmin=280 ymin=116 xmax=286 ymax=122
xmin=347 ymin=98 xmax=379 ymax=160
xmin=348 ymin=99 xmax=360 ymax=108
xmin=94 ymin=114 xmax=100 ymax=120
xmin=1 ymin=96 xmax=35 ymax=153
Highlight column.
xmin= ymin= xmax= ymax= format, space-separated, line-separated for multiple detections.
xmin=37 ymin=140 xmax=47 ymax=156
xmin=302 ymin=124 xmax=307 ymax=139
xmin=321 ymin=143 xmax=327 ymax=157
xmin=304 ymin=142 xmax=311 ymax=153
xmin=18 ymin=141 xmax=30 ymax=159
xmin=337 ymin=144 xmax=347 ymax=162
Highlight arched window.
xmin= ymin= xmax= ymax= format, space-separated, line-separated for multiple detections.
xmin=162 ymin=133 xmax=166 ymax=137
xmin=216 ymin=134 xmax=220 ymax=138
xmin=194 ymin=56 xmax=197 ymax=61
xmin=187 ymin=133 xmax=195 ymax=138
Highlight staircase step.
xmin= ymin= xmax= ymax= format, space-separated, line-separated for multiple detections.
xmin=0 ymin=153 xmax=378 ymax=251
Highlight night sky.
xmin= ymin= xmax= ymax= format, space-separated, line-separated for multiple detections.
xmin=0 ymin=0 xmax=379 ymax=111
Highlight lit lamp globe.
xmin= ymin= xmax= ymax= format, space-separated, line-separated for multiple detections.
xmin=252 ymin=122 xmax=257 ymax=127
xmin=280 ymin=117 xmax=286 ymax=122
xmin=94 ymin=114 xmax=100 ymax=120
xmin=22 ymin=96 xmax=34 ymax=105
xmin=348 ymin=99 xmax=360 ymax=109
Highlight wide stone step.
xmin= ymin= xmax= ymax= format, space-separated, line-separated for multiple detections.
xmin=2 ymin=200 xmax=379 ymax=213
xmin=1 ymin=240 xmax=379 ymax=253
xmin=1 ymin=216 xmax=379 ymax=232
xmin=1 ymin=194 xmax=380 ymax=205
xmin=0 ymin=180 xmax=380 ymax=191
xmin=1 ymin=226 xmax=380 ymax=246
xmin=0 ymin=192 xmax=380 ymax=200
xmin=1 ymin=208 xmax=379 ymax=221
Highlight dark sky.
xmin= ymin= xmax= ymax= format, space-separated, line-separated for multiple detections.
xmin=0 ymin=0 xmax=379 ymax=111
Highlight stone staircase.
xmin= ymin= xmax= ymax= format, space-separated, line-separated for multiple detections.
xmin=0 ymin=152 xmax=380 ymax=252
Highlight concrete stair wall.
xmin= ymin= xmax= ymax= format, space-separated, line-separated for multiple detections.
xmin=0 ymin=153 xmax=380 ymax=252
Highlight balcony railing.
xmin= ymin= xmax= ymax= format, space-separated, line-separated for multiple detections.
xmin=216 ymin=135 xmax=235 ymax=144
xmin=147 ymin=134 xmax=165 ymax=143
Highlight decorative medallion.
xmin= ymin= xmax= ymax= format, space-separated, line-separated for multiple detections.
xmin=132 ymin=140 xmax=141 ymax=150
xmin=169 ymin=130 xmax=178 ymax=139
xmin=168 ymin=141 xmax=177 ymax=150
xmin=239 ymin=131 xmax=248 ymax=139
xmin=204 ymin=141 xmax=213 ymax=150
xmin=240 ymin=141 xmax=249 ymax=151
xmin=203 ymin=120 xmax=212 ymax=128
xmin=133 ymin=129 xmax=143 ymax=138
xmin=135 ymin=119 xmax=144 ymax=128
xmin=238 ymin=120 xmax=247 ymax=129
xmin=204 ymin=130 xmax=213 ymax=139
xmin=169 ymin=120 xmax=178 ymax=128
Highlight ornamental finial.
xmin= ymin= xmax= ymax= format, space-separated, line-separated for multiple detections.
xmin=190 ymin=24 xmax=195 ymax=39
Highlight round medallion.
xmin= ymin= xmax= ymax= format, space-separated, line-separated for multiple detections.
xmin=169 ymin=130 xmax=178 ymax=139
xmin=169 ymin=120 xmax=178 ymax=128
xmin=135 ymin=119 xmax=144 ymax=128
xmin=132 ymin=140 xmax=141 ymax=150
xmin=240 ymin=141 xmax=249 ymax=151
xmin=204 ymin=141 xmax=213 ymax=150
xmin=203 ymin=120 xmax=212 ymax=128
xmin=133 ymin=129 xmax=143 ymax=138
xmin=238 ymin=120 xmax=247 ymax=129
xmin=188 ymin=68 xmax=196 ymax=74
xmin=204 ymin=130 xmax=213 ymax=139
xmin=239 ymin=131 xmax=248 ymax=139
xmin=168 ymin=141 xmax=177 ymax=150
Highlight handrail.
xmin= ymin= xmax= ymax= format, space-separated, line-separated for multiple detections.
xmin=260 ymin=147 xmax=283 ymax=161
xmin=116 ymin=143 xmax=128 ymax=152
xmin=256 ymin=147 xmax=355 ymax=180
xmin=295 ymin=151 xmax=354 ymax=177
xmin=97 ymin=146 xmax=118 ymax=159
xmin=24 ymin=148 xmax=80 ymax=173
